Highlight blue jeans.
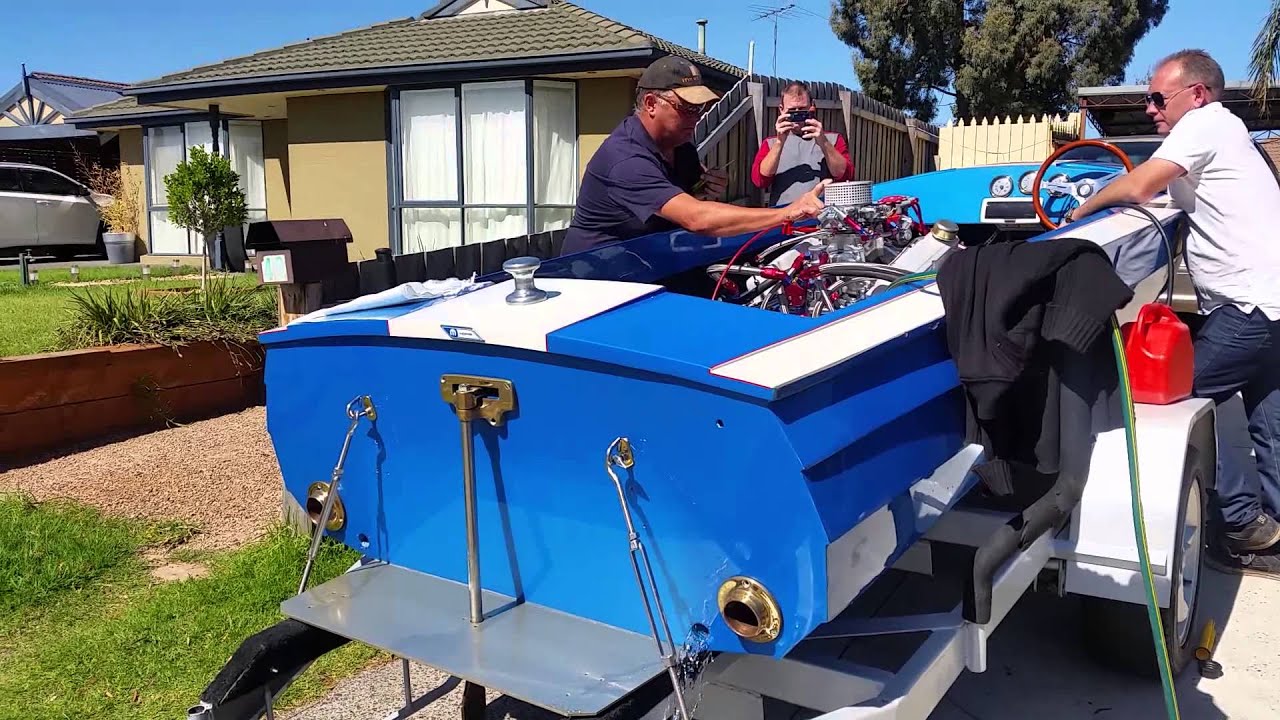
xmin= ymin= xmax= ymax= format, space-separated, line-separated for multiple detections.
xmin=1190 ymin=305 xmax=1280 ymax=530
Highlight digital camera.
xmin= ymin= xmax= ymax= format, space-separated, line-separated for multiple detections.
xmin=786 ymin=109 xmax=814 ymax=125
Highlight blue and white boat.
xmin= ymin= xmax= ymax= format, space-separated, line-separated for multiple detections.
xmin=192 ymin=144 xmax=1211 ymax=720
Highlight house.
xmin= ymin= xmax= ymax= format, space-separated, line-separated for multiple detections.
xmin=67 ymin=0 xmax=744 ymax=264
xmin=1 ymin=71 xmax=127 ymax=182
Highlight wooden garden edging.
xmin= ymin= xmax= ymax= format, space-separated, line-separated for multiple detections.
xmin=0 ymin=340 xmax=264 ymax=465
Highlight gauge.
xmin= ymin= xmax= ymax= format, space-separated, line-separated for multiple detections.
xmin=989 ymin=175 xmax=1013 ymax=198
xmin=1019 ymin=171 xmax=1036 ymax=194
xmin=1077 ymin=180 xmax=1095 ymax=197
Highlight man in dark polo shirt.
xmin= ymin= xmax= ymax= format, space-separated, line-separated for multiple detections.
xmin=561 ymin=56 xmax=828 ymax=255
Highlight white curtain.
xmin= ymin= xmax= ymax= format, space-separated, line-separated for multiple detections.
xmin=229 ymin=121 xmax=266 ymax=211
xmin=184 ymin=121 xmax=215 ymax=156
xmin=466 ymin=207 xmax=527 ymax=244
xmin=462 ymin=81 xmax=526 ymax=206
xmin=148 ymin=126 xmax=183 ymax=204
xmin=149 ymin=209 xmax=190 ymax=255
xmin=401 ymin=89 xmax=458 ymax=203
xmin=403 ymin=208 xmax=462 ymax=253
xmin=533 ymin=80 xmax=577 ymax=206
xmin=535 ymin=207 xmax=574 ymax=233
xmin=461 ymin=81 xmax=526 ymax=243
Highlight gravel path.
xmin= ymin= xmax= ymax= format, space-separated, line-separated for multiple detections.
xmin=280 ymin=659 xmax=563 ymax=720
xmin=0 ymin=406 xmax=281 ymax=551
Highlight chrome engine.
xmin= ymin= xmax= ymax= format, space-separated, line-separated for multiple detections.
xmin=707 ymin=182 xmax=958 ymax=317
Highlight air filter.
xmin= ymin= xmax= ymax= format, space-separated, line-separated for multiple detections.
xmin=825 ymin=180 xmax=873 ymax=208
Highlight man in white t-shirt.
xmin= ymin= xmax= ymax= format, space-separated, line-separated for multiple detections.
xmin=1071 ymin=49 xmax=1280 ymax=578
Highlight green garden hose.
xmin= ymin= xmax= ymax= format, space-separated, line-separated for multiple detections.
xmin=881 ymin=269 xmax=1181 ymax=719
xmin=1110 ymin=317 xmax=1181 ymax=720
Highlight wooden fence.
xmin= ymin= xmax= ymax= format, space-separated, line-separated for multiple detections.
xmin=693 ymin=74 xmax=940 ymax=205
xmin=936 ymin=113 xmax=1080 ymax=169
xmin=317 ymin=228 xmax=567 ymax=306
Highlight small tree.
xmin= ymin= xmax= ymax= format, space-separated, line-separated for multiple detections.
xmin=164 ymin=146 xmax=248 ymax=288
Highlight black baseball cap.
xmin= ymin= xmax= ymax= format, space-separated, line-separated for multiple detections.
xmin=637 ymin=56 xmax=719 ymax=105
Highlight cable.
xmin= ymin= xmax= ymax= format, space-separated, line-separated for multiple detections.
xmin=1111 ymin=318 xmax=1181 ymax=720
xmin=1107 ymin=203 xmax=1177 ymax=306
xmin=885 ymin=270 xmax=938 ymax=291
xmin=1067 ymin=203 xmax=1182 ymax=718
xmin=710 ymin=225 xmax=781 ymax=301
xmin=710 ymin=220 xmax=817 ymax=302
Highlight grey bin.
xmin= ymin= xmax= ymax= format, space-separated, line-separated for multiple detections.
xmin=103 ymin=233 xmax=137 ymax=264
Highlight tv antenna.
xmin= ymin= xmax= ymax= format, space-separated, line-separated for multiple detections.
xmin=749 ymin=3 xmax=822 ymax=76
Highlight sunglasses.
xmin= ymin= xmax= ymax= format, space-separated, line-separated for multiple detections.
xmin=1144 ymin=84 xmax=1198 ymax=109
xmin=655 ymin=92 xmax=707 ymax=117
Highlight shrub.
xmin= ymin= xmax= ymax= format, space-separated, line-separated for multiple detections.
xmin=75 ymin=155 xmax=141 ymax=236
xmin=53 ymin=279 xmax=277 ymax=351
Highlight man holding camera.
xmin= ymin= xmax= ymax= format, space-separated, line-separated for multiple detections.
xmin=750 ymin=81 xmax=854 ymax=207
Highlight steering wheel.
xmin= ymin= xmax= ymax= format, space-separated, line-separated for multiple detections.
xmin=1031 ymin=139 xmax=1135 ymax=230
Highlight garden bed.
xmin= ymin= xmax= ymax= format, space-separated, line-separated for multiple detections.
xmin=0 ymin=340 xmax=263 ymax=463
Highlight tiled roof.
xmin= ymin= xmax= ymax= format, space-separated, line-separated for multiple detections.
xmin=69 ymin=96 xmax=189 ymax=120
xmin=129 ymin=0 xmax=744 ymax=90
xmin=3 ymin=71 xmax=126 ymax=118
xmin=28 ymin=72 xmax=128 ymax=92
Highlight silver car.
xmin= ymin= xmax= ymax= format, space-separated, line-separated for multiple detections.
xmin=0 ymin=162 xmax=108 ymax=259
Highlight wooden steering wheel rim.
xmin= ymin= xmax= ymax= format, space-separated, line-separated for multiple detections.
xmin=1031 ymin=139 xmax=1135 ymax=230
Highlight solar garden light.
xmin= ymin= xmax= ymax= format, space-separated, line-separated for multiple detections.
xmin=142 ymin=265 xmax=151 ymax=280
xmin=70 ymin=264 xmax=79 ymax=281
xmin=30 ymin=269 xmax=38 ymax=284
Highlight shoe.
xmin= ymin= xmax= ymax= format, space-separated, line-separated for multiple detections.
xmin=1224 ymin=513 xmax=1280 ymax=552
xmin=1206 ymin=543 xmax=1280 ymax=580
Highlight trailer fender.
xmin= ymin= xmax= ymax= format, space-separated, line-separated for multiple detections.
xmin=1060 ymin=397 xmax=1215 ymax=607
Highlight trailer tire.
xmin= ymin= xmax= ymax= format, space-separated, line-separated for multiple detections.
xmin=1080 ymin=445 xmax=1207 ymax=679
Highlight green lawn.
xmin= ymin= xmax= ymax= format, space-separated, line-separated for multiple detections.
xmin=0 ymin=265 xmax=262 ymax=357
xmin=0 ymin=493 xmax=385 ymax=720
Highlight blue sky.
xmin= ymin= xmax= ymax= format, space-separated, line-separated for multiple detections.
xmin=2 ymin=0 xmax=1268 ymax=125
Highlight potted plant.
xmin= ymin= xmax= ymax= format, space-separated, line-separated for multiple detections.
xmin=163 ymin=146 xmax=248 ymax=289
xmin=77 ymin=157 xmax=142 ymax=264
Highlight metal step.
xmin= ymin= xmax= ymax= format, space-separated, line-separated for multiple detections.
xmin=281 ymin=562 xmax=667 ymax=717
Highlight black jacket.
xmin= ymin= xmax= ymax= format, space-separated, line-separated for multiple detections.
xmin=936 ymin=238 xmax=1134 ymax=499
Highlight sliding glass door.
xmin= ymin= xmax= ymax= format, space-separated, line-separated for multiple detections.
xmin=145 ymin=120 xmax=266 ymax=255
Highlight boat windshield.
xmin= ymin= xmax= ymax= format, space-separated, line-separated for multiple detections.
xmin=1057 ymin=139 xmax=1160 ymax=165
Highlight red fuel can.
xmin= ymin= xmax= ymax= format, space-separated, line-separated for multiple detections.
xmin=1121 ymin=303 xmax=1194 ymax=405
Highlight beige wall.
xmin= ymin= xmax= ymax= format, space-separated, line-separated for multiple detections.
xmin=262 ymin=119 xmax=292 ymax=219
xmin=286 ymin=92 xmax=388 ymax=261
xmin=118 ymin=128 xmax=147 ymax=254
xmin=576 ymin=77 xmax=637 ymax=178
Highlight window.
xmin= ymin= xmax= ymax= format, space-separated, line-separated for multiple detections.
xmin=146 ymin=120 xmax=264 ymax=255
xmin=20 ymin=168 xmax=83 ymax=197
xmin=0 ymin=168 xmax=22 ymax=193
xmin=394 ymin=79 xmax=577 ymax=252
xmin=229 ymin=121 xmax=267 ymax=229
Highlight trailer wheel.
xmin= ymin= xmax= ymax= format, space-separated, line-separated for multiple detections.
xmin=1081 ymin=445 xmax=1206 ymax=679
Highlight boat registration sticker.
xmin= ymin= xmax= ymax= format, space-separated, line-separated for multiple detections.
xmin=441 ymin=325 xmax=485 ymax=342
